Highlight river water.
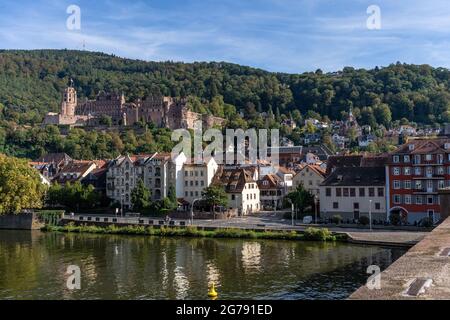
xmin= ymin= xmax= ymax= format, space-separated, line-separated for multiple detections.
xmin=0 ymin=230 xmax=405 ymax=300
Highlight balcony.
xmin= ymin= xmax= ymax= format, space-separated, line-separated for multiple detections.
xmin=413 ymin=188 xmax=438 ymax=194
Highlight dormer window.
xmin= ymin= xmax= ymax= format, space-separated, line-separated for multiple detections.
xmin=408 ymin=144 xmax=415 ymax=151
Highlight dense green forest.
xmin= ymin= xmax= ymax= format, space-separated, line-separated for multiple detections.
xmin=1 ymin=49 xmax=450 ymax=159
xmin=2 ymin=49 xmax=450 ymax=124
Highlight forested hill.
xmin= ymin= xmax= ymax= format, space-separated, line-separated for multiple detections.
xmin=1 ymin=49 xmax=450 ymax=126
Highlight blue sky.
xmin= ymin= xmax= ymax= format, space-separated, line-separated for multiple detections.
xmin=1 ymin=0 xmax=450 ymax=73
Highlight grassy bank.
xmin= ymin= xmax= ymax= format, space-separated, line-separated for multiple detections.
xmin=42 ymin=223 xmax=344 ymax=242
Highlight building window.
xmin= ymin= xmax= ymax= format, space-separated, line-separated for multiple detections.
xmin=393 ymin=155 xmax=399 ymax=163
xmin=404 ymin=195 xmax=411 ymax=205
xmin=375 ymin=202 xmax=381 ymax=210
xmin=426 ymin=167 xmax=433 ymax=177
xmin=359 ymin=188 xmax=365 ymax=197
xmin=404 ymin=167 xmax=411 ymax=175
xmin=231 ymin=194 xmax=235 ymax=200
xmin=404 ymin=155 xmax=410 ymax=163
xmin=377 ymin=188 xmax=384 ymax=197
xmin=415 ymin=196 xmax=422 ymax=205
xmin=415 ymin=167 xmax=422 ymax=176
xmin=369 ymin=188 xmax=375 ymax=197
xmin=439 ymin=180 xmax=445 ymax=189
xmin=427 ymin=196 xmax=433 ymax=205
xmin=333 ymin=202 xmax=339 ymax=209
xmin=415 ymin=180 xmax=422 ymax=190
xmin=404 ymin=180 xmax=411 ymax=189
xmin=414 ymin=154 xmax=421 ymax=164
xmin=336 ymin=188 xmax=342 ymax=197
xmin=393 ymin=194 xmax=401 ymax=204
xmin=427 ymin=180 xmax=433 ymax=191
xmin=350 ymin=188 xmax=356 ymax=197
xmin=393 ymin=167 xmax=400 ymax=175
xmin=426 ymin=154 xmax=432 ymax=161
xmin=437 ymin=167 xmax=444 ymax=175
xmin=343 ymin=188 xmax=349 ymax=197
xmin=393 ymin=180 xmax=401 ymax=189
xmin=326 ymin=188 xmax=331 ymax=197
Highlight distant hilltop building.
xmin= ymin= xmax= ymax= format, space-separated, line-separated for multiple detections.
xmin=43 ymin=79 xmax=225 ymax=130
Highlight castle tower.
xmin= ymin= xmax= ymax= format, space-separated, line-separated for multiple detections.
xmin=61 ymin=79 xmax=77 ymax=117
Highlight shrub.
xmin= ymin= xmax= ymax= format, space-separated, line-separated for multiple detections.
xmin=331 ymin=215 xmax=343 ymax=224
xmin=358 ymin=216 xmax=370 ymax=226
xmin=303 ymin=227 xmax=334 ymax=241
xmin=418 ymin=217 xmax=434 ymax=228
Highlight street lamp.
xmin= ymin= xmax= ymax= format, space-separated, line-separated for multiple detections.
xmin=314 ymin=194 xmax=318 ymax=224
xmin=369 ymin=199 xmax=373 ymax=231
xmin=121 ymin=193 xmax=124 ymax=218
xmin=291 ymin=202 xmax=295 ymax=226
xmin=286 ymin=198 xmax=294 ymax=226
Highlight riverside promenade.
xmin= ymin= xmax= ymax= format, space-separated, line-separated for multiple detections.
xmin=350 ymin=217 xmax=450 ymax=299
xmin=61 ymin=213 xmax=428 ymax=247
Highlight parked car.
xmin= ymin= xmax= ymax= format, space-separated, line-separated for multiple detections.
xmin=303 ymin=216 xmax=313 ymax=224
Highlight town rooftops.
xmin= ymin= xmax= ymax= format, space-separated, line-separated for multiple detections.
xmin=301 ymin=145 xmax=334 ymax=160
xmin=322 ymin=166 xmax=385 ymax=187
xmin=276 ymin=166 xmax=295 ymax=175
xmin=34 ymin=153 xmax=72 ymax=165
xmin=296 ymin=164 xmax=326 ymax=178
xmin=257 ymin=174 xmax=283 ymax=190
xmin=268 ymin=146 xmax=303 ymax=154
xmin=212 ymin=167 xmax=256 ymax=193
xmin=325 ymin=155 xmax=363 ymax=175
xmin=360 ymin=154 xmax=388 ymax=167
xmin=52 ymin=161 xmax=97 ymax=184
xmin=391 ymin=138 xmax=450 ymax=155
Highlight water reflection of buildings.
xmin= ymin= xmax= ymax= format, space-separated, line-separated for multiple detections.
xmin=241 ymin=242 xmax=262 ymax=272
xmin=206 ymin=262 xmax=220 ymax=285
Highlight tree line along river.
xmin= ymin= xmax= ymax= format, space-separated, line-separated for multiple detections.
xmin=0 ymin=230 xmax=405 ymax=300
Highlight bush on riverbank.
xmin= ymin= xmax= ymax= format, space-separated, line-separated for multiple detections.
xmin=42 ymin=223 xmax=340 ymax=242
xmin=303 ymin=227 xmax=336 ymax=241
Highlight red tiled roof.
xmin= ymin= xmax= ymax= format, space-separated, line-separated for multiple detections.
xmin=392 ymin=138 xmax=450 ymax=155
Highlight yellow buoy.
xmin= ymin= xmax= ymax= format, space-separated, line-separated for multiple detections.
xmin=208 ymin=282 xmax=218 ymax=298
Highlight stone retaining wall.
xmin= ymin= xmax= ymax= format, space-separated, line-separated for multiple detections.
xmin=0 ymin=213 xmax=44 ymax=230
